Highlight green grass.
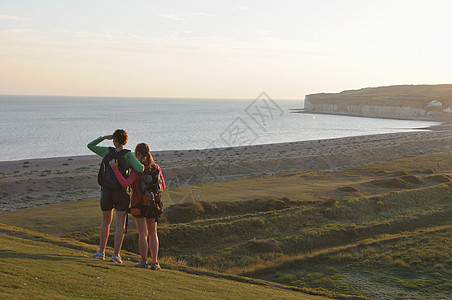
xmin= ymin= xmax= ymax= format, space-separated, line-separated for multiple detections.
xmin=1 ymin=151 xmax=450 ymax=299
xmin=0 ymin=224 xmax=328 ymax=300
xmin=1 ymin=153 xmax=450 ymax=232
xmin=250 ymin=226 xmax=452 ymax=299
xmin=0 ymin=198 xmax=102 ymax=235
xmin=352 ymin=152 xmax=451 ymax=175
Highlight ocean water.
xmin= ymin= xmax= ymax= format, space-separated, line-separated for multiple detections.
xmin=0 ymin=95 xmax=441 ymax=162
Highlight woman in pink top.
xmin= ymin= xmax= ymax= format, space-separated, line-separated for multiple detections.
xmin=109 ymin=143 xmax=165 ymax=270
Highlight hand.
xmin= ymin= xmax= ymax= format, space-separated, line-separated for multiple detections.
xmin=109 ymin=159 xmax=118 ymax=168
xmin=103 ymin=135 xmax=113 ymax=140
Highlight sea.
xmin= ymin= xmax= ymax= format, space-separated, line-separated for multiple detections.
xmin=0 ymin=95 xmax=441 ymax=162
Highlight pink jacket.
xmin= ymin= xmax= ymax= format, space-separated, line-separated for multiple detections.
xmin=112 ymin=164 xmax=165 ymax=207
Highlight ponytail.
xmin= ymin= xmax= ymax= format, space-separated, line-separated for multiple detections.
xmin=146 ymin=153 xmax=155 ymax=167
xmin=135 ymin=143 xmax=155 ymax=167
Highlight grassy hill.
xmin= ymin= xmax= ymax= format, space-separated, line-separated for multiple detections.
xmin=0 ymin=223 xmax=328 ymax=300
xmin=245 ymin=225 xmax=451 ymax=299
xmin=1 ymin=152 xmax=451 ymax=299
xmin=306 ymin=84 xmax=452 ymax=109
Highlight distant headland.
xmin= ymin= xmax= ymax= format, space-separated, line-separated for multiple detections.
xmin=296 ymin=85 xmax=452 ymax=128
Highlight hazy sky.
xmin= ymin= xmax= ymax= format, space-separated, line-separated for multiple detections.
xmin=1 ymin=0 xmax=451 ymax=99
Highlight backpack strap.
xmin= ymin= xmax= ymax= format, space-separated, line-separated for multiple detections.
xmin=117 ymin=149 xmax=131 ymax=156
xmin=155 ymin=164 xmax=166 ymax=191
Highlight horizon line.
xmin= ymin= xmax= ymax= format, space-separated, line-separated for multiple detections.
xmin=1 ymin=83 xmax=451 ymax=101
xmin=0 ymin=93 xmax=304 ymax=101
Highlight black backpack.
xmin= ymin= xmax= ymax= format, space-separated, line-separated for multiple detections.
xmin=135 ymin=166 xmax=164 ymax=217
xmin=140 ymin=166 xmax=163 ymax=195
xmin=97 ymin=147 xmax=130 ymax=190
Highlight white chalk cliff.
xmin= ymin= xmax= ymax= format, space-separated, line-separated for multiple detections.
xmin=304 ymin=96 xmax=432 ymax=120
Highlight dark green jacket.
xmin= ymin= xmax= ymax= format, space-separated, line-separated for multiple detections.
xmin=87 ymin=136 xmax=144 ymax=173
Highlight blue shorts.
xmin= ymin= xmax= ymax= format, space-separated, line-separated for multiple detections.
xmin=100 ymin=188 xmax=130 ymax=211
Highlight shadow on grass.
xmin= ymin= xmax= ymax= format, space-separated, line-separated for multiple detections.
xmin=0 ymin=249 xmax=89 ymax=264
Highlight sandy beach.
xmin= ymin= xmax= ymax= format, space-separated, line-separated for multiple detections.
xmin=1 ymin=126 xmax=450 ymax=212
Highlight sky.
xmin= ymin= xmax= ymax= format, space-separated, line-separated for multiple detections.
xmin=1 ymin=0 xmax=451 ymax=100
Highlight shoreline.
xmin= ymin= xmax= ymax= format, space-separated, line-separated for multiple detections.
xmin=290 ymin=109 xmax=452 ymax=131
xmin=1 ymin=129 xmax=451 ymax=172
xmin=1 ymin=129 xmax=451 ymax=212
xmin=1 ymin=123 xmax=449 ymax=164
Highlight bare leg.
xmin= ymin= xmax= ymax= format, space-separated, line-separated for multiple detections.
xmin=147 ymin=218 xmax=159 ymax=263
xmin=99 ymin=210 xmax=113 ymax=253
xmin=113 ymin=210 xmax=128 ymax=257
xmin=134 ymin=217 xmax=149 ymax=263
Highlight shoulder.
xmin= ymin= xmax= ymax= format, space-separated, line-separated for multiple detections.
xmin=123 ymin=150 xmax=133 ymax=158
xmin=100 ymin=147 xmax=115 ymax=159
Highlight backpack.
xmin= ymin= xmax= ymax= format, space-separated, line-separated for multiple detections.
xmin=97 ymin=147 xmax=130 ymax=190
xmin=140 ymin=165 xmax=163 ymax=196
xmin=129 ymin=165 xmax=164 ymax=218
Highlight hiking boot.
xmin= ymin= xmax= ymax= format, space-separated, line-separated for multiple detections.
xmin=150 ymin=262 xmax=161 ymax=270
xmin=135 ymin=260 xmax=148 ymax=269
xmin=109 ymin=254 xmax=123 ymax=264
xmin=91 ymin=250 xmax=105 ymax=260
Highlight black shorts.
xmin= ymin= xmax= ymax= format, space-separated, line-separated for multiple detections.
xmin=132 ymin=205 xmax=159 ymax=222
xmin=100 ymin=188 xmax=130 ymax=211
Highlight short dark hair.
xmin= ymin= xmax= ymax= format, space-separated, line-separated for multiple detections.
xmin=113 ymin=129 xmax=128 ymax=145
